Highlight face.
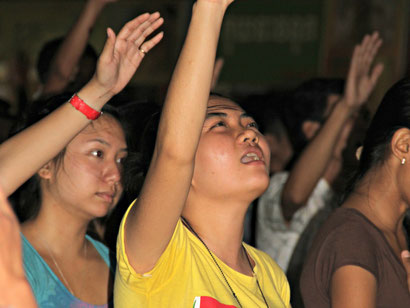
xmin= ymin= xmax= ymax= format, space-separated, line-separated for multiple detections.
xmin=40 ymin=114 xmax=127 ymax=220
xmin=191 ymin=97 xmax=271 ymax=201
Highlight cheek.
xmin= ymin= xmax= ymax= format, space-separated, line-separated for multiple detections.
xmin=195 ymin=136 xmax=234 ymax=173
xmin=57 ymin=155 xmax=102 ymax=192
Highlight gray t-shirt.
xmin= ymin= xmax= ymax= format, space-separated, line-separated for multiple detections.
xmin=300 ymin=207 xmax=410 ymax=308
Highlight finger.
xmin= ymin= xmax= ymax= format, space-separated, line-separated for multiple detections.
xmin=401 ymin=250 xmax=410 ymax=292
xmin=128 ymin=16 xmax=164 ymax=47
xmin=362 ymin=33 xmax=382 ymax=73
xmin=365 ymin=37 xmax=383 ymax=68
xmin=357 ymin=34 xmax=370 ymax=62
xmin=362 ymin=32 xmax=378 ymax=58
xmin=117 ymin=13 xmax=151 ymax=41
xmin=346 ymin=45 xmax=360 ymax=85
xmin=99 ymin=27 xmax=116 ymax=64
xmin=137 ymin=31 xmax=164 ymax=56
xmin=126 ymin=13 xmax=161 ymax=43
xmin=369 ymin=63 xmax=384 ymax=88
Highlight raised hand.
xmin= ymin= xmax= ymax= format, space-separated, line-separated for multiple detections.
xmin=93 ymin=12 xmax=163 ymax=96
xmin=343 ymin=32 xmax=384 ymax=109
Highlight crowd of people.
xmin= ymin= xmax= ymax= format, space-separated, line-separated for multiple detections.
xmin=1 ymin=0 xmax=410 ymax=307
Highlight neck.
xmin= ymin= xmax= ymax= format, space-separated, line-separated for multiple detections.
xmin=22 ymin=199 xmax=90 ymax=257
xmin=344 ymin=166 xmax=407 ymax=234
xmin=183 ymin=194 xmax=253 ymax=273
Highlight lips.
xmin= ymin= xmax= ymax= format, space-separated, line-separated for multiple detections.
xmin=96 ymin=192 xmax=114 ymax=203
xmin=240 ymin=149 xmax=264 ymax=164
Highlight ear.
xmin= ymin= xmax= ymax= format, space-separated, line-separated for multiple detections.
xmin=37 ymin=161 xmax=54 ymax=180
xmin=355 ymin=146 xmax=363 ymax=161
xmin=302 ymin=120 xmax=321 ymax=140
xmin=390 ymin=128 xmax=410 ymax=164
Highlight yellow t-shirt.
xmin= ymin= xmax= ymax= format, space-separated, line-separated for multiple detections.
xmin=114 ymin=201 xmax=291 ymax=307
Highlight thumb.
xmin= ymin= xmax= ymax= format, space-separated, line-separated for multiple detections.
xmin=401 ymin=250 xmax=410 ymax=292
xmin=99 ymin=28 xmax=116 ymax=64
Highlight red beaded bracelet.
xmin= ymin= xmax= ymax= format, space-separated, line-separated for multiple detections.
xmin=69 ymin=94 xmax=102 ymax=120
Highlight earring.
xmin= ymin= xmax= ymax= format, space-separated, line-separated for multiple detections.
xmin=402 ymin=158 xmax=406 ymax=165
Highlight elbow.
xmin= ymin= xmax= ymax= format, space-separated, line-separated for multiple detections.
xmin=280 ymin=194 xmax=306 ymax=222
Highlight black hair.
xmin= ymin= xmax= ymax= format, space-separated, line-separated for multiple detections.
xmin=283 ymin=78 xmax=345 ymax=153
xmin=240 ymin=91 xmax=288 ymax=140
xmin=122 ymin=103 xmax=161 ymax=197
xmin=346 ymin=78 xmax=410 ymax=195
xmin=37 ymin=37 xmax=97 ymax=88
xmin=10 ymin=93 xmax=125 ymax=222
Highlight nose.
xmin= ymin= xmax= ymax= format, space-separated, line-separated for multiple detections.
xmin=238 ymin=129 xmax=259 ymax=145
xmin=104 ymin=161 xmax=122 ymax=185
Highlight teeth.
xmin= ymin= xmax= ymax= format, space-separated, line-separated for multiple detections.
xmin=246 ymin=153 xmax=260 ymax=161
xmin=241 ymin=152 xmax=261 ymax=163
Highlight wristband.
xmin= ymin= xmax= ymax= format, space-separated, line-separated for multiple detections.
xmin=69 ymin=94 xmax=102 ymax=120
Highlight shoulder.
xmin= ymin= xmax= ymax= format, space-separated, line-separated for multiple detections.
xmin=20 ymin=234 xmax=51 ymax=300
xmin=21 ymin=233 xmax=43 ymax=277
xmin=306 ymin=208 xmax=382 ymax=279
xmin=116 ymin=208 xmax=188 ymax=290
xmin=86 ymin=235 xmax=112 ymax=268
xmin=320 ymin=208 xmax=380 ymax=249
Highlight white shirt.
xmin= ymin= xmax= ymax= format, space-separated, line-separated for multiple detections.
xmin=256 ymin=172 xmax=334 ymax=271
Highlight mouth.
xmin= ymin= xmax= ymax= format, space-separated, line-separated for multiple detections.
xmin=96 ymin=192 xmax=114 ymax=203
xmin=240 ymin=150 xmax=264 ymax=164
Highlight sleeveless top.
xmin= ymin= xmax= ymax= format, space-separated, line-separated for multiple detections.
xmin=22 ymin=233 xmax=112 ymax=308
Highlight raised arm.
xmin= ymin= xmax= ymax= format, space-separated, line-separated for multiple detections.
xmin=0 ymin=186 xmax=37 ymax=308
xmin=0 ymin=13 xmax=163 ymax=196
xmin=42 ymin=0 xmax=117 ymax=95
xmin=281 ymin=32 xmax=384 ymax=222
xmin=124 ymin=0 xmax=233 ymax=274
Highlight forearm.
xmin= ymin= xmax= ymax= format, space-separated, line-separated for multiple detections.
xmin=43 ymin=0 xmax=106 ymax=93
xmin=282 ymin=100 xmax=354 ymax=220
xmin=0 ymin=80 xmax=112 ymax=197
xmin=157 ymin=2 xmax=226 ymax=159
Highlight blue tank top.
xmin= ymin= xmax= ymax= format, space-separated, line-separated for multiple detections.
xmin=22 ymin=233 xmax=112 ymax=308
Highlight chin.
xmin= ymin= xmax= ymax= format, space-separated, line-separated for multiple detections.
xmin=89 ymin=202 xmax=113 ymax=219
xmin=246 ymin=175 xmax=270 ymax=199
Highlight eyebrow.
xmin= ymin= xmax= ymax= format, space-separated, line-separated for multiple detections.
xmin=205 ymin=112 xmax=254 ymax=120
xmin=88 ymin=138 xmax=128 ymax=152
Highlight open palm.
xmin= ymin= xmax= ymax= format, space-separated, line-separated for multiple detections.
xmin=94 ymin=12 xmax=164 ymax=96
xmin=344 ymin=32 xmax=384 ymax=108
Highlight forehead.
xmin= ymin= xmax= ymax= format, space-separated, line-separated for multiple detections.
xmin=207 ymin=96 xmax=244 ymax=113
xmin=76 ymin=114 xmax=126 ymax=144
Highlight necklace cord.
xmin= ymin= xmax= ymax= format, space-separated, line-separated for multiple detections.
xmin=181 ymin=217 xmax=269 ymax=308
